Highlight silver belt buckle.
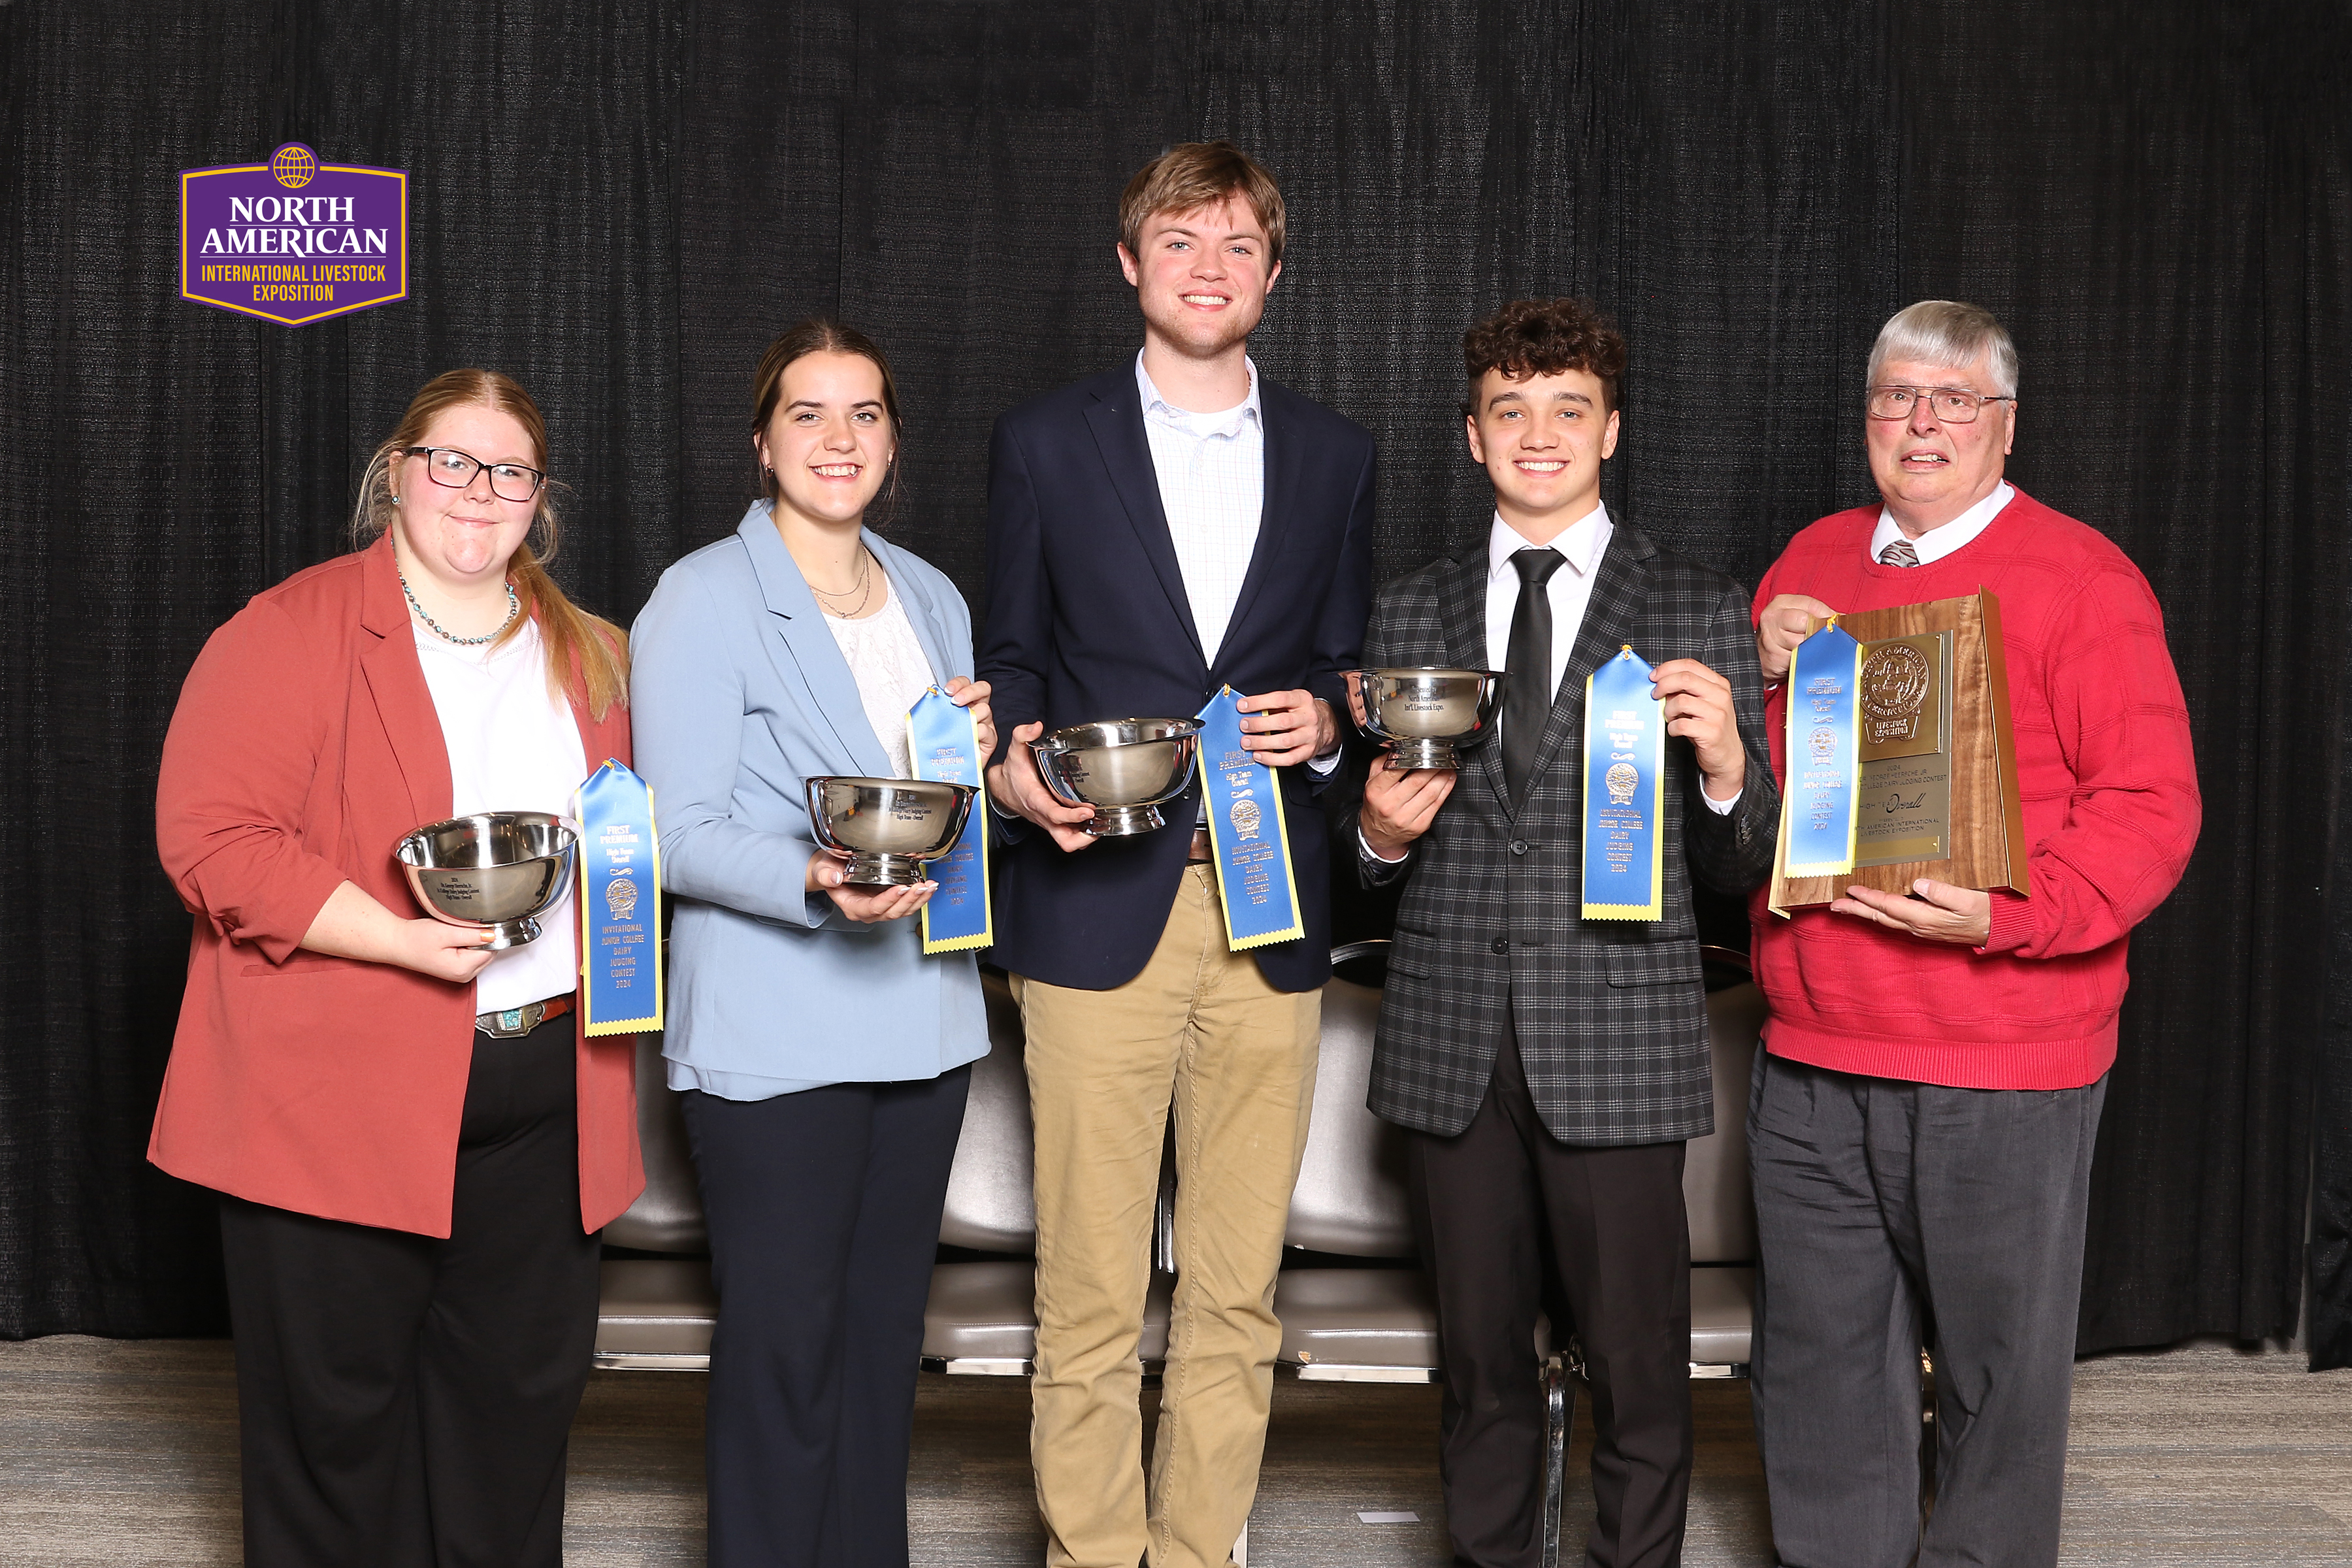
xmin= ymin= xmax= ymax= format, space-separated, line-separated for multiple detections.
xmin=478 ymin=1002 xmax=543 ymax=1039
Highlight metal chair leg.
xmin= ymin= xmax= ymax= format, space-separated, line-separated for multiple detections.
xmin=1542 ymin=1352 xmax=1576 ymax=1568
xmin=1154 ymin=1122 xmax=1178 ymax=1275
xmin=1919 ymin=1347 xmax=1938 ymax=1516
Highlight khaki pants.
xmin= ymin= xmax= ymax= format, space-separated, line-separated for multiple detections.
xmin=1017 ymin=864 xmax=1320 ymax=1568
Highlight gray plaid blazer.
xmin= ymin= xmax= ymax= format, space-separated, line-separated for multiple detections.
xmin=1348 ymin=522 xmax=1778 ymax=1145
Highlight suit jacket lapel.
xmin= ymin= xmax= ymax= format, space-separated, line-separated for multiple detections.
xmin=1522 ymin=526 xmax=1655 ymax=805
xmin=872 ymin=532 xmax=957 ymax=687
xmin=1433 ymin=544 xmax=1509 ymax=812
xmin=1082 ymin=384 xmax=1207 ymax=670
xmin=739 ymin=509 xmax=894 ymax=779
xmin=1215 ymin=387 xmax=1296 ymax=676
xmin=356 ymin=534 xmax=452 ymax=826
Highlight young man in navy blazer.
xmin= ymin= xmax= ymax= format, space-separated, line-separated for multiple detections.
xmin=977 ymin=142 xmax=1375 ymax=1568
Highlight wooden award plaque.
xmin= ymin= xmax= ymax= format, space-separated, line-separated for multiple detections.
xmin=1768 ymin=589 xmax=2027 ymax=913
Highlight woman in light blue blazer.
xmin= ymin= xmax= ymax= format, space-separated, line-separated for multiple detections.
xmin=630 ymin=319 xmax=992 ymax=1568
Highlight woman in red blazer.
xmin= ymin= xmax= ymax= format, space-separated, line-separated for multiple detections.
xmin=152 ymin=370 xmax=643 ymax=1568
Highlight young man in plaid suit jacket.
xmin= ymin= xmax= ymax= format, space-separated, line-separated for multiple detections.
xmin=1344 ymin=299 xmax=1778 ymax=1568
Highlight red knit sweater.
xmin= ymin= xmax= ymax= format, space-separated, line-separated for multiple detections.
xmin=1748 ymin=487 xmax=2200 ymax=1090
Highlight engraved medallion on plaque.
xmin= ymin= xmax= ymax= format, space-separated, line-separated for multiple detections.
xmin=1854 ymin=631 xmax=1953 ymax=868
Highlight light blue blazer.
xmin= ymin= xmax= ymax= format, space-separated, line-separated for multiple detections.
xmin=630 ymin=504 xmax=989 ymax=1094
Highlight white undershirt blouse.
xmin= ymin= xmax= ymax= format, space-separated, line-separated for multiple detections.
xmin=412 ymin=618 xmax=589 ymax=1015
xmin=825 ymin=576 xmax=938 ymax=779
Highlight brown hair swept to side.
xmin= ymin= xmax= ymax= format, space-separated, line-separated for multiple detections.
xmin=748 ymin=317 xmax=907 ymax=521
xmin=1118 ymin=141 xmax=1286 ymax=267
xmin=350 ymin=369 xmax=629 ymax=721
xmin=1462 ymin=297 xmax=1629 ymax=416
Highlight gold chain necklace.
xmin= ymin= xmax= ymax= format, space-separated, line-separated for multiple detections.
xmin=810 ymin=547 xmax=874 ymax=619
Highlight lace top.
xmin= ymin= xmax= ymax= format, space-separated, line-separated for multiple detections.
xmin=824 ymin=574 xmax=936 ymax=777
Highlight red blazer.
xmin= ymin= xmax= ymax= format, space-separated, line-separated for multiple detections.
xmin=151 ymin=533 xmax=644 ymax=1237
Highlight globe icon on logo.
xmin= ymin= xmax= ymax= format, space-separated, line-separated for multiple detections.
xmin=270 ymin=144 xmax=318 ymax=189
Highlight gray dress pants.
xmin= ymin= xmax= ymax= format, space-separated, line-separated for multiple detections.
xmin=1746 ymin=1051 xmax=2108 ymax=1568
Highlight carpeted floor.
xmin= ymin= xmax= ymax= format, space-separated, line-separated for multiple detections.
xmin=0 ymin=1336 xmax=2343 ymax=1565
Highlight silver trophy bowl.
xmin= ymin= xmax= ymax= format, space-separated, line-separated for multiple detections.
xmin=804 ymin=776 xmax=979 ymax=887
xmin=1347 ymin=668 xmax=1507 ymax=770
xmin=395 ymin=811 xmax=580 ymax=950
xmin=1030 ymin=717 xmax=1205 ymax=837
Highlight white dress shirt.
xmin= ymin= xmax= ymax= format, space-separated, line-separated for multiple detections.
xmin=1362 ymin=501 xmax=1731 ymax=865
xmin=1137 ymin=352 xmax=1264 ymax=664
xmin=1870 ymin=479 xmax=2014 ymax=565
xmin=1485 ymin=503 xmax=1615 ymax=727
xmin=824 ymin=576 xmax=936 ymax=779
xmin=1132 ymin=353 xmax=1338 ymax=817
xmin=412 ymin=619 xmax=589 ymax=1013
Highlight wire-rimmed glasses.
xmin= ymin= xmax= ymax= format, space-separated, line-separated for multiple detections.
xmin=402 ymin=446 xmax=546 ymax=502
xmin=1866 ymin=386 xmax=2016 ymax=423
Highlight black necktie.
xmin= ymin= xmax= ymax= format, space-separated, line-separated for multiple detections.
xmin=1503 ymin=547 xmax=1565 ymax=806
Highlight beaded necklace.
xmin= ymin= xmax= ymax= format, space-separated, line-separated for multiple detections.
xmin=401 ymin=570 xmax=520 ymax=647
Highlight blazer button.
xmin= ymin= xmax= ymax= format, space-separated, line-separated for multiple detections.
xmin=1509 ymin=839 xmax=1528 ymax=856
xmin=1490 ymin=936 xmax=1510 ymax=955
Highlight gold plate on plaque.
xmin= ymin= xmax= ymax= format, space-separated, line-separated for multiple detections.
xmin=1855 ymin=632 xmax=1952 ymax=868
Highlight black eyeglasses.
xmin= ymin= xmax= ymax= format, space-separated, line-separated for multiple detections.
xmin=1866 ymin=386 xmax=2016 ymax=424
xmin=402 ymin=446 xmax=546 ymax=502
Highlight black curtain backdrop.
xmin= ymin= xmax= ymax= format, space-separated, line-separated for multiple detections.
xmin=2 ymin=2 xmax=2345 ymax=1356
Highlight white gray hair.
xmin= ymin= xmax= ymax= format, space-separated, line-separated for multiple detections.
xmin=1867 ymin=300 xmax=2019 ymax=398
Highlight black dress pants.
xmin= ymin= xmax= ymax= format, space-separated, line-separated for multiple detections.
xmin=218 ymin=1015 xmax=602 ymax=1568
xmin=683 ymin=1066 xmax=972 ymax=1568
xmin=1407 ymin=1021 xmax=1693 ymax=1568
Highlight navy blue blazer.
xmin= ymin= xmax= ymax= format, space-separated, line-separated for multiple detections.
xmin=977 ymin=363 xmax=1376 ymax=993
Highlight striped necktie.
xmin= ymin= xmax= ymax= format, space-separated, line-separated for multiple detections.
xmin=1879 ymin=538 xmax=1921 ymax=568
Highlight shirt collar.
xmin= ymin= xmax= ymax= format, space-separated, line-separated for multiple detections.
xmin=1488 ymin=500 xmax=1612 ymax=584
xmin=1871 ymin=480 xmax=2014 ymax=567
xmin=1135 ymin=350 xmax=1261 ymax=435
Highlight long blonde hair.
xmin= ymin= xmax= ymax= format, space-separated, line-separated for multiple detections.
xmin=351 ymin=370 xmax=629 ymax=719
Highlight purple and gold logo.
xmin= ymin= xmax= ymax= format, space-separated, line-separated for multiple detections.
xmin=179 ymin=143 xmax=407 ymax=327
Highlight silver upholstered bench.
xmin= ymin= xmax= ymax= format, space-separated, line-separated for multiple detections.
xmin=1270 ymin=943 xmax=1761 ymax=1567
xmin=1273 ymin=943 xmax=1761 ymax=1383
xmin=593 ymin=1034 xmax=712 ymax=1371
xmin=593 ymin=952 xmax=1765 ymax=1394
xmin=591 ymin=945 xmax=1765 ymax=1568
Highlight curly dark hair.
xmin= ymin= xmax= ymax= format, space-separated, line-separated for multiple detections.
xmin=1462 ymin=297 xmax=1627 ymax=416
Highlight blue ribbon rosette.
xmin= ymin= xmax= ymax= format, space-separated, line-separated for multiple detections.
xmin=573 ymin=759 xmax=663 ymax=1035
xmin=1581 ymin=647 xmax=1667 ymax=921
xmin=1782 ymin=617 xmax=1863 ymax=877
xmin=906 ymin=687 xmax=993 ymax=955
xmin=1192 ymin=687 xmax=1305 ymax=951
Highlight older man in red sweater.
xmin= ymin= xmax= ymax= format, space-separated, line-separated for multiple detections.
xmin=1746 ymin=301 xmax=2200 ymax=1568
